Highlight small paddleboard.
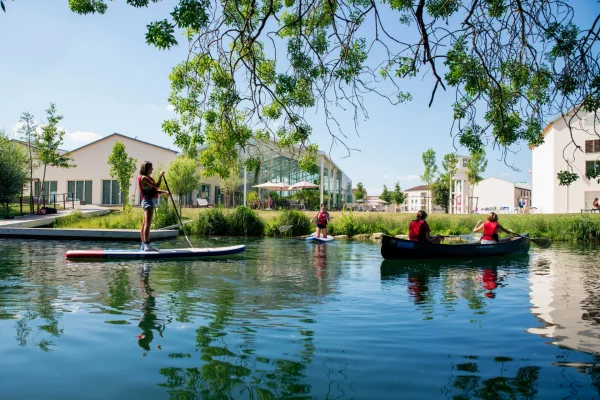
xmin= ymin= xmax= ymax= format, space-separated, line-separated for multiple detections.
xmin=65 ymin=244 xmax=246 ymax=260
xmin=306 ymin=234 xmax=334 ymax=243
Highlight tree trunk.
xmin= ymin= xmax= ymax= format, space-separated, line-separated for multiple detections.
xmin=38 ymin=165 xmax=47 ymax=213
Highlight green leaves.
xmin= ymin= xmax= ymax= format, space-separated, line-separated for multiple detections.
xmin=171 ymin=0 xmax=209 ymax=30
xmin=557 ymin=170 xmax=578 ymax=186
xmin=380 ymin=185 xmax=392 ymax=203
xmin=68 ymin=0 xmax=108 ymax=14
xmin=426 ymin=0 xmax=460 ymax=19
xmin=421 ymin=148 xmax=438 ymax=187
xmin=392 ymin=183 xmax=405 ymax=206
xmin=107 ymin=141 xmax=137 ymax=210
xmin=146 ymin=20 xmax=178 ymax=50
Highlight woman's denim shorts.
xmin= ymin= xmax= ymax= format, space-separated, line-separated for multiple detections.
xmin=142 ymin=198 xmax=158 ymax=210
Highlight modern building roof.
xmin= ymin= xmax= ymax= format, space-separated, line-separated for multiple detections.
xmin=405 ymin=185 xmax=429 ymax=192
xmin=70 ymin=133 xmax=179 ymax=154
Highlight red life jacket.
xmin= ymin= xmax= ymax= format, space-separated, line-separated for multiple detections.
xmin=138 ymin=176 xmax=158 ymax=200
xmin=409 ymin=220 xmax=425 ymax=242
xmin=482 ymin=221 xmax=499 ymax=242
xmin=317 ymin=212 xmax=329 ymax=225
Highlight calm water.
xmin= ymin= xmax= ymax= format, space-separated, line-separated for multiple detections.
xmin=1 ymin=237 xmax=599 ymax=399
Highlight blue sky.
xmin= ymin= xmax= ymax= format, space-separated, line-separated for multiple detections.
xmin=1 ymin=1 xmax=597 ymax=195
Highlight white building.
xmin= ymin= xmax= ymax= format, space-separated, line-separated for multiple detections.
xmin=403 ymin=185 xmax=445 ymax=213
xmin=23 ymin=133 xmax=220 ymax=206
xmin=531 ymin=110 xmax=600 ymax=213
xmin=452 ymin=154 xmax=472 ymax=214
xmin=472 ymin=177 xmax=532 ymax=213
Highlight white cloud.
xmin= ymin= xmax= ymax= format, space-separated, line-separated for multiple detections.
xmin=166 ymin=104 xmax=175 ymax=112
xmin=396 ymin=174 xmax=420 ymax=181
xmin=65 ymin=130 xmax=101 ymax=143
xmin=382 ymin=174 xmax=391 ymax=180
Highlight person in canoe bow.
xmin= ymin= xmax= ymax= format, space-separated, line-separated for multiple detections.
xmin=311 ymin=203 xmax=334 ymax=238
xmin=409 ymin=210 xmax=441 ymax=244
xmin=138 ymin=161 xmax=171 ymax=251
xmin=473 ymin=212 xmax=516 ymax=244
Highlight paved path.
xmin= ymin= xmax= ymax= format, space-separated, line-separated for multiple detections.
xmin=0 ymin=227 xmax=178 ymax=241
xmin=0 ymin=205 xmax=179 ymax=241
xmin=0 ymin=205 xmax=110 ymax=228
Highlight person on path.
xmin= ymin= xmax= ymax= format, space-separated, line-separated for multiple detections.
xmin=473 ymin=212 xmax=516 ymax=244
xmin=408 ymin=210 xmax=441 ymax=244
xmin=138 ymin=161 xmax=170 ymax=251
xmin=311 ymin=203 xmax=333 ymax=238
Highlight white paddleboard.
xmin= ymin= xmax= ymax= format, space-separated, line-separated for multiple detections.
xmin=66 ymin=244 xmax=246 ymax=260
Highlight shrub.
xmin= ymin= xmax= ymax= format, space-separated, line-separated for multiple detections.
xmin=227 ymin=206 xmax=264 ymax=236
xmin=191 ymin=207 xmax=228 ymax=236
xmin=328 ymin=211 xmax=359 ymax=236
xmin=53 ymin=210 xmax=85 ymax=227
xmin=151 ymin=199 xmax=179 ymax=230
xmin=264 ymin=209 xmax=311 ymax=236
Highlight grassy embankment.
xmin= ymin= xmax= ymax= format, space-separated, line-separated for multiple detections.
xmin=51 ymin=205 xmax=600 ymax=242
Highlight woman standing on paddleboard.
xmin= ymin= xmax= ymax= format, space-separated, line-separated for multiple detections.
xmin=138 ymin=161 xmax=170 ymax=251
xmin=311 ymin=203 xmax=333 ymax=239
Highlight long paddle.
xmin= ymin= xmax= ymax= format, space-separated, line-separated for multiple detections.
xmin=514 ymin=233 xmax=551 ymax=248
xmin=162 ymin=175 xmax=194 ymax=249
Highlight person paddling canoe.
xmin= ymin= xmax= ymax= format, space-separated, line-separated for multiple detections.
xmin=473 ymin=212 xmax=516 ymax=244
xmin=409 ymin=210 xmax=441 ymax=244
xmin=311 ymin=203 xmax=333 ymax=238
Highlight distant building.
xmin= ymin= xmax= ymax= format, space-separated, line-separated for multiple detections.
xmin=451 ymin=155 xmax=472 ymax=214
xmin=403 ymin=185 xmax=445 ymax=214
xmin=472 ymin=177 xmax=532 ymax=214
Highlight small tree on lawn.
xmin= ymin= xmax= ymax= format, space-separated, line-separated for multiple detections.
xmin=35 ymin=103 xmax=74 ymax=211
xmin=17 ymin=111 xmax=39 ymax=214
xmin=166 ymin=155 xmax=200 ymax=214
xmin=0 ymin=129 xmax=28 ymax=215
xmin=354 ymin=182 xmax=366 ymax=201
xmin=442 ymin=153 xmax=458 ymax=213
xmin=220 ymin=163 xmax=241 ymax=207
xmin=392 ymin=182 xmax=405 ymax=212
xmin=466 ymin=149 xmax=487 ymax=213
xmin=421 ymin=149 xmax=437 ymax=213
xmin=557 ymin=169 xmax=579 ymax=212
xmin=380 ymin=184 xmax=392 ymax=210
xmin=107 ymin=141 xmax=137 ymax=212
xmin=431 ymin=174 xmax=450 ymax=213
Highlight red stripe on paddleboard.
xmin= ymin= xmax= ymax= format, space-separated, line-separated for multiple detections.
xmin=65 ymin=250 xmax=106 ymax=259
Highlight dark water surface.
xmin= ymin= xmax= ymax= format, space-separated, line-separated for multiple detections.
xmin=1 ymin=237 xmax=599 ymax=399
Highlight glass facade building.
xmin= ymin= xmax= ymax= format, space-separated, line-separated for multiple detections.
xmin=240 ymin=140 xmax=353 ymax=208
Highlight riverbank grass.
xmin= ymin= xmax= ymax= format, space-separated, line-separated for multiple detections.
xmin=51 ymin=206 xmax=600 ymax=242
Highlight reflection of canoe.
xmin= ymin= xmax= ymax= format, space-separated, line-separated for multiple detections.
xmin=65 ymin=245 xmax=246 ymax=260
xmin=380 ymin=234 xmax=530 ymax=260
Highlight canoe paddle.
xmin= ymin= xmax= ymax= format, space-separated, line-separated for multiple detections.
xmin=514 ymin=233 xmax=552 ymax=248
xmin=163 ymin=175 xmax=194 ymax=249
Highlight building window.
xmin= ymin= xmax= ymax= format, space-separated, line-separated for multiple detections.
xmin=35 ymin=181 xmax=57 ymax=202
xmin=585 ymin=140 xmax=600 ymax=154
xmin=463 ymin=158 xmax=467 ymax=167
xmin=102 ymin=180 xmax=121 ymax=205
xmin=586 ymin=160 xmax=600 ymax=176
xmin=214 ymin=186 xmax=221 ymax=204
xmin=68 ymin=180 xmax=93 ymax=204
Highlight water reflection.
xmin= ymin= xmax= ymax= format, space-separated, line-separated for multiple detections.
xmin=137 ymin=264 xmax=171 ymax=353
xmin=1 ymin=238 xmax=600 ymax=399
xmin=528 ymin=247 xmax=600 ymax=356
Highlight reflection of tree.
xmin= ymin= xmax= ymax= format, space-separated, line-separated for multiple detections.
xmin=157 ymin=279 xmax=316 ymax=398
xmin=447 ymin=356 xmax=541 ymax=399
xmin=12 ymin=286 xmax=63 ymax=352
